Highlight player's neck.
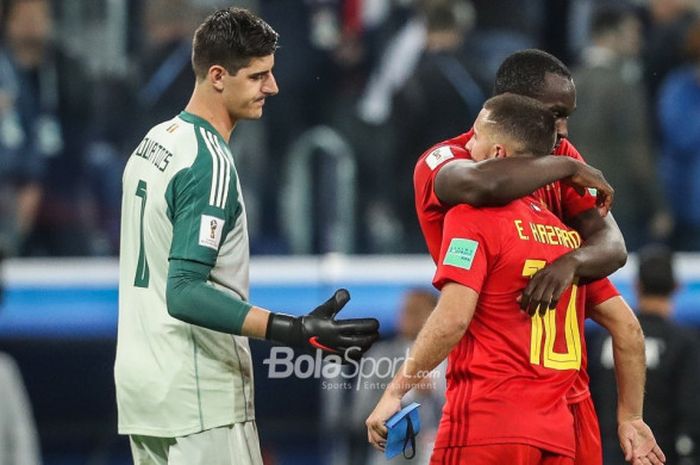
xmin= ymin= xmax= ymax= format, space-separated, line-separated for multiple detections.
xmin=184 ymin=86 xmax=237 ymax=142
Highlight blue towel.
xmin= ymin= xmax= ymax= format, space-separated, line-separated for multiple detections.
xmin=385 ymin=402 xmax=421 ymax=460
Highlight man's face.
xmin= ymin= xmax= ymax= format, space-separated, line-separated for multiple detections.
xmin=617 ymin=16 xmax=642 ymax=58
xmin=223 ymin=54 xmax=279 ymax=121
xmin=536 ymin=72 xmax=576 ymax=147
xmin=7 ymin=0 xmax=53 ymax=56
xmin=466 ymin=109 xmax=497 ymax=161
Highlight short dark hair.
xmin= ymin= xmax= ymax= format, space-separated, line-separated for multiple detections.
xmin=590 ymin=4 xmax=635 ymax=38
xmin=638 ymin=244 xmax=676 ymax=297
xmin=483 ymin=94 xmax=556 ymax=156
xmin=192 ymin=7 xmax=279 ymax=80
xmin=493 ymin=49 xmax=571 ymax=98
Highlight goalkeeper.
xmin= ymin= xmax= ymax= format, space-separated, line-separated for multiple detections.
xmin=114 ymin=7 xmax=379 ymax=465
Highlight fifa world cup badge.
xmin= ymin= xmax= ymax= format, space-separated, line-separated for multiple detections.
xmin=210 ymin=220 xmax=218 ymax=239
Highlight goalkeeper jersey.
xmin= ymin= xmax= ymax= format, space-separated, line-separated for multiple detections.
xmin=115 ymin=111 xmax=255 ymax=437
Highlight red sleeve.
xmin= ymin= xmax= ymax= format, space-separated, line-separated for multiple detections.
xmin=555 ymin=139 xmax=597 ymax=219
xmin=432 ymin=205 xmax=496 ymax=293
xmin=585 ymin=278 xmax=620 ymax=309
xmin=414 ymin=145 xmax=462 ymax=211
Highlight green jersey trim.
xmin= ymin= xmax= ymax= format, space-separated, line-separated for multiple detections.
xmin=178 ymin=111 xmax=227 ymax=143
xmin=165 ymin=123 xmax=241 ymax=266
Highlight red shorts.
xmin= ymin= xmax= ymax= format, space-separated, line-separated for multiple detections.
xmin=569 ymin=396 xmax=603 ymax=465
xmin=430 ymin=444 xmax=574 ymax=465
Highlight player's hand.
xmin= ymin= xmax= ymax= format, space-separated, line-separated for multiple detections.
xmin=266 ymin=289 xmax=380 ymax=362
xmin=366 ymin=390 xmax=402 ymax=452
xmin=519 ymin=255 xmax=577 ymax=316
xmin=618 ymin=418 xmax=666 ymax=465
xmin=562 ymin=161 xmax=614 ymax=217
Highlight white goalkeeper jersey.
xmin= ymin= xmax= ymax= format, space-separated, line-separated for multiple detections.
xmin=115 ymin=111 xmax=255 ymax=437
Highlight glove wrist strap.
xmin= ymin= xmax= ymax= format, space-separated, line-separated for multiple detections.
xmin=266 ymin=313 xmax=301 ymax=346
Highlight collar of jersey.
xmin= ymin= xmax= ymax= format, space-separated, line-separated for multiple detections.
xmin=178 ymin=111 xmax=227 ymax=144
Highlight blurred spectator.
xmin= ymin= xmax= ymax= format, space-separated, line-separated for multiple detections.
xmin=570 ymin=4 xmax=671 ymax=251
xmin=321 ymin=288 xmax=442 ymax=465
xmin=588 ymin=244 xmax=700 ymax=465
xmin=0 ymin=352 xmax=41 ymax=465
xmin=1 ymin=0 xmax=95 ymax=256
xmin=469 ymin=0 xmax=540 ymax=76
xmin=133 ymin=0 xmax=198 ymax=138
xmin=644 ymin=0 xmax=698 ymax=103
xmin=0 ymin=0 xmax=48 ymax=257
xmin=392 ymin=0 xmax=484 ymax=252
xmin=657 ymin=19 xmax=700 ymax=251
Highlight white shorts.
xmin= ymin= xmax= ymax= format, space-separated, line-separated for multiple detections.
xmin=129 ymin=421 xmax=263 ymax=465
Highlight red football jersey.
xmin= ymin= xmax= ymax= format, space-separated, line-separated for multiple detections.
xmin=414 ymin=131 xmax=596 ymax=262
xmin=413 ymin=131 xmax=620 ymax=404
xmin=432 ymin=196 xmax=589 ymax=457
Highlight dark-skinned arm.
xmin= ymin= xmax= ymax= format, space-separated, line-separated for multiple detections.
xmin=435 ymin=155 xmax=613 ymax=213
xmin=566 ymin=209 xmax=627 ymax=276
xmin=520 ymin=211 xmax=628 ymax=316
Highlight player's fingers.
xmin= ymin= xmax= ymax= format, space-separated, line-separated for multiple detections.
xmin=650 ymin=445 xmax=666 ymax=464
xmin=597 ymin=191 xmax=612 ymax=216
xmin=522 ymin=277 xmax=545 ymax=316
xmin=526 ymin=277 xmax=551 ymax=317
xmin=367 ymin=421 xmax=386 ymax=450
xmin=621 ymin=438 xmax=633 ymax=461
xmin=548 ymin=282 xmax=568 ymax=310
xmin=519 ymin=288 xmax=533 ymax=314
xmin=647 ymin=452 xmax=664 ymax=465
xmin=335 ymin=318 xmax=380 ymax=333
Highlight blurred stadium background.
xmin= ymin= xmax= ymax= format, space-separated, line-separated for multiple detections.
xmin=2 ymin=0 xmax=700 ymax=464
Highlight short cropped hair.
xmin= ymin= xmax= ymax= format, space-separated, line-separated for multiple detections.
xmin=493 ymin=49 xmax=571 ymax=98
xmin=638 ymin=244 xmax=676 ymax=297
xmin=192 ymin=7 xmax=279 ymax=80
xmin=483 ymin=94 xmax=556 ymax=156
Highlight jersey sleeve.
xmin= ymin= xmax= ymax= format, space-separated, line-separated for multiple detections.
xmin=414 ymin=145 xmax=461 ymax=212
xmin=585 ymin=278 xmax=621 ymax=309
xmin=166 ymin=133 xmax=240 ymax=266
xmin=556 ymin=140 xmax=598 ymax=219
xmin=433 ymin=205 xmax=496 ymax=293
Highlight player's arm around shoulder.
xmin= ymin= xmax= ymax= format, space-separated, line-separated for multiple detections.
xmin=435 ymin=153 xmax=612 ymax=208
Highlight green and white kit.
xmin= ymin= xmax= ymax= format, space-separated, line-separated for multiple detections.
xmin=116 ymin=112 xmax=255 ymax=438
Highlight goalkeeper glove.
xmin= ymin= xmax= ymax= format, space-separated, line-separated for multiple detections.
xmin=265 ymin=289 xmax=380 ymax=361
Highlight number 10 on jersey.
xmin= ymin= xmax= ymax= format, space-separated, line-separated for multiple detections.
xmin=522 ymin=259 xmax=582 ymax=371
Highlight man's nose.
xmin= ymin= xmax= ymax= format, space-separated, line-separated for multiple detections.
xmin=264 ymin=73 xmax=279 ymax=96
xmin=556 ymin=119 xmax=568 ymax=140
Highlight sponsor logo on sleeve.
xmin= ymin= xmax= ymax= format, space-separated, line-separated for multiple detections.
xmin=199 ymin=215 xmax=225 ymax=250
xmin=425 ymin=147 xmax=454 ymax=170
xmin=443 ymin=238 xmax=479 ymax=270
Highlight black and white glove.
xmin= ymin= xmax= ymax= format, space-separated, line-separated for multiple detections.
xmin=266 ymin=289 xmax=380 ymax=361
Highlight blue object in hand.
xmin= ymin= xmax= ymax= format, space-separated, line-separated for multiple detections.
xmin=385 ymin=402 xmax=421 ymax=460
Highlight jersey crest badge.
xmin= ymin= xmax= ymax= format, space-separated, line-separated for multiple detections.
xmin=199 ymin=215 xmax=225 ymax=250
xmin=425 ymin=147 xmax=454 ymax=170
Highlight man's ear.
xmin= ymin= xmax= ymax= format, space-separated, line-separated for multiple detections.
xmin=493 ymin=144 xmax=508 ymax=158
xmin=208 ymin=65 xmax=227 ymax=91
